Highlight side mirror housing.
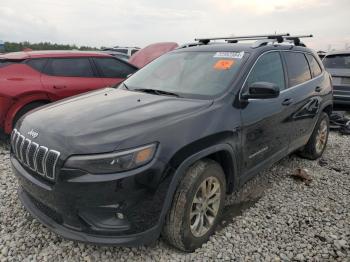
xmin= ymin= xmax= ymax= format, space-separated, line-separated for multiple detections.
xmin=242 ymin=82 xmax=280 ymax=100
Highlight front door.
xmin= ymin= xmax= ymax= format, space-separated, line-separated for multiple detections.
xmin=240 ymin=51 xmax=293 ymax=176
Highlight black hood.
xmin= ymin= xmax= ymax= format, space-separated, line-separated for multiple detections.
xmin=18 ymin=88 xmax=212 ymax=157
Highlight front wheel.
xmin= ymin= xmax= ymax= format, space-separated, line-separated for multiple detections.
xmin=298 ymin=112 xmax=330 ymax=160
xmin=162 ymin=159 xmax=226 ymax=252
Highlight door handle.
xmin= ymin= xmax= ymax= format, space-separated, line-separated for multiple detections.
xmin=53 ymin=85 xmax=67 ymax=89
xmin=281 ymin=98 xmax=293 ymax=106
xmin=315 ymin=86 xmax=322 ymax=92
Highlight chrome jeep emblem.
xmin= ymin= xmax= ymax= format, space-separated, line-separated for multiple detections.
xmin=27 ymin=129 xmax=39 ymax=139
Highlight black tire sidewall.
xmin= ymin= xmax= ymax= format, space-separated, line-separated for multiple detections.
xmin=180 ymin=161 xmax=226 ymax=251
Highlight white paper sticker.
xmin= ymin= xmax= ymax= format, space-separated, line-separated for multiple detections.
xmin=214 ymin=51 xmax=245 ymax=59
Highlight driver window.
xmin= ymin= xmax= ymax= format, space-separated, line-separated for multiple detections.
xmin=246 ymin=52 xmax=285 ymax=91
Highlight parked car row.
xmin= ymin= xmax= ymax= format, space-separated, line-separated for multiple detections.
xmin=0 ymin=43 xmax=178 ymax=135
xmin=8 ymin=33 xmax=334 ymax=251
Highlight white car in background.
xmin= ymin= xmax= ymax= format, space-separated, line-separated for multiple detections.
xmin=102 ymin=46 xmax=140 ymax=57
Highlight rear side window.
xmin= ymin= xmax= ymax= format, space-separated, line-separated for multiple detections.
xmin=0 ymin=59 xmax=22 ymax=68
xmin=45 ymin=58 xmax=94 ymax=77
xmin=284 ymin=52 xmax=311 ymax=87
xmin=26 ymin=59 xmax=48 ymax=73
xmin=323 ymin=54 xmax=350 ymax=69
xmin=93 ymin=58 xmax=136 ymax=78
xmin=306 ymin=54 xmax=322 ymax=77
xmin=246 ymin=52 xmax=286 ymax=90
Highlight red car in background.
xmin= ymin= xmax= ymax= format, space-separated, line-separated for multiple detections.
xmin=0 ymin=51 xmax=137 ymax=135
xmin=0 ymin=43 xmax=178 ymax=135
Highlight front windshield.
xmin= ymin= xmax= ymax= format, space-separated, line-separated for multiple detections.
xmin=124 ymin=51 xmax=247 ymax=99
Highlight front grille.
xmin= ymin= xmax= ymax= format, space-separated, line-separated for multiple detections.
xmin=11 ymin=129 xmax=61 ymax=181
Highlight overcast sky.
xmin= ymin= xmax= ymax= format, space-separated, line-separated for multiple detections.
xmin=0 ymin=0 xmax=349 ymax=51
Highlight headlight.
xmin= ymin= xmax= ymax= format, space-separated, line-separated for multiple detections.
xmin=64 ymin=143 xmax=157 ymax=174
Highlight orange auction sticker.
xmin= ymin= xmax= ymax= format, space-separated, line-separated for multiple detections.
xmin=214 ymin=59 xmax=235 ymax=70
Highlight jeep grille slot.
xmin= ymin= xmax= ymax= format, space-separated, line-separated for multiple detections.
xmin=10 ymin=129 xmax=60 ymax=181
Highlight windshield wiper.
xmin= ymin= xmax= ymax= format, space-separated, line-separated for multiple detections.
xmin=133 ymin=88 xmax=181 ymax=97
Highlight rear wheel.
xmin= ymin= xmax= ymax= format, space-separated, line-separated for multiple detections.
xmin=162 ymin=159 xmax=226 ymax=252
xmin=298 ymin=112 xmax=330 ymax=160
xmin=13 ymin=102 xmax=47 ymax=129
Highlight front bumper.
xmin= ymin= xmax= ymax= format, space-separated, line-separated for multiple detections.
xmin=12 ymin=156 xmax=172 ymax=246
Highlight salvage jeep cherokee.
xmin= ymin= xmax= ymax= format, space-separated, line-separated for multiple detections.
xmin=10 ymin=34 xmax=333 ymax=251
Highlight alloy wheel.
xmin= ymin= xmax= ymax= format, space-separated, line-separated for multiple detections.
xmin=315 ymin=119 xmax=328 ymax=154
xmin=189 ymin=176 xmax=221 ymax=237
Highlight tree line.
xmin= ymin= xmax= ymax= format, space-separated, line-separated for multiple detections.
xmin=3 ymin=41 xmax=101 ymax=52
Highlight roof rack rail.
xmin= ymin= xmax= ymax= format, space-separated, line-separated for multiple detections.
xmin=285 ymin=34 xmax=313 ymax=46
xmin=194 ymin=33 xmax=290 ymax=44
xmin=193 ymin=33 xmax=313 ymax=48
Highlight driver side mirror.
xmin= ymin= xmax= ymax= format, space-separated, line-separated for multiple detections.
xmin=242 ymin=82 xmax=280 ymax=100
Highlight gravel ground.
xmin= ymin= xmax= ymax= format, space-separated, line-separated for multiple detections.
xmin=0 ymin=130 xmax=349 ymax=261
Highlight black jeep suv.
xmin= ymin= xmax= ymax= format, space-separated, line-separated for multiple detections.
xmin=10 ymin=34 xmax=333 ymax=251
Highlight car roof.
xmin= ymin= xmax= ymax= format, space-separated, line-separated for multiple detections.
xmin=0 ymin=50 xmax=111 ymax=60
xmin=325 ymin=50 xmax=350 ymax=56
xmin=173 ymin=42 xmax=313 ymax=54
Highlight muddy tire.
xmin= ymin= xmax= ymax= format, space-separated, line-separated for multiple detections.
xmin=298 ymin=112 xmax=330 ymax=160
xmin=162 ymin=159 xmax=226 ymax=252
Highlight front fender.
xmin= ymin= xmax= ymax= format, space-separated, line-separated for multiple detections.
xmin=158 ymin=143 xmax=238 ymax=224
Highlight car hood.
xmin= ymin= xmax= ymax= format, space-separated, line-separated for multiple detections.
xmin=18 ymin=88 xmax=213 ymax=156
xmin=326 ymin=68 xmax=350 ymax=77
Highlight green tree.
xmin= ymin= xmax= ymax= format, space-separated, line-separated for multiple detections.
xmin=4 ymin=41 xmax=99 ymax=52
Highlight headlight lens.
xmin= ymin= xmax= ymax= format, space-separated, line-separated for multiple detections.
xmin=64 ymin=143 xmax=157 ymax=174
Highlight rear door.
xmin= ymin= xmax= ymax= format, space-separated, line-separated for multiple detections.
xmin=41 ymin=57 xmax=106 ymax=100
xmin=240 ymin=51 xmax=293 ymax=175
xmin=281 ymin=51 xmax=324 ymax=152
xmin=92 ymin=57 xmax=137 ymax=87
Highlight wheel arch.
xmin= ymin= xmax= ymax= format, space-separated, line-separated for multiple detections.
xmin=322 ymin=103 xmax=333 ymax=117
xmin=4 ymin=93 xmax=51 ymax=133
xmin=159 ymin=142 xmax=239 ymax=225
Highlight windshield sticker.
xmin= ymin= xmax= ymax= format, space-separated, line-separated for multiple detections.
xmin=214 ymin=51 xmax=244 ymax=59
xmin=214 ymin=60 xmax=235 ymax=70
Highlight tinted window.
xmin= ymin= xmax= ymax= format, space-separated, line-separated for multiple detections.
xmin=26 ymin=59 xmax=48 ymax=72
xmin=46 ymin=58 xmax=94 ymax=77
xmin=0 ymin=60 xmax=20 ymax=68
xmin=323 ymin=54 xmax=350 ymax=69
xmin=306 ymin=54 xmax=322 ymax=77
xmin=284 ymin=52 xmax=311 ymax=87
xmin=114 ymin=49 xmax=128 ymax=54
xmin=131 ymin=49 xmax=139 ymax=55
xmin=94 ymin=58 xmax=136 ymax=78
xmin=246 ymin=52 xmax=285 ymax=90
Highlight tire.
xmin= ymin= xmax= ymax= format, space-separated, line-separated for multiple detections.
xmin=298 ymin=112 xmax=330 ymax=160
xmin=162 ymin=159 xmax=226 ymax=252
xmin=13 ymin=102 xmax=47 ymax=129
